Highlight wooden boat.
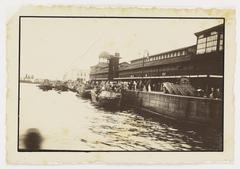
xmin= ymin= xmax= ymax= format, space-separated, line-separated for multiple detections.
xmin=66 ymin=81 xmax=76 ymax=92
xmin=38 ymin=80 xmax=53 ymax=91
xmin=81 ymin=89 xmax=91 ymax=99
xmin=91 ymin=90 xmax=121 ymax=109
xmin=76 ymin=84 xmax=92 ymax=99
xmin=54 ymin=81 xmax=68 ymax=92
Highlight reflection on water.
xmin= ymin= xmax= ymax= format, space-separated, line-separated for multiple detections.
xmin=19 ymin=83 xmax=222 ymax=151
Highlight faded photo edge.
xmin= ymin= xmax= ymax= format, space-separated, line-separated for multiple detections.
xmin=6 ymin=6 xmax=235 ymax=164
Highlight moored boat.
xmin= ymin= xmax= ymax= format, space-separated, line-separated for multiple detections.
xmin=38 ymin=80 xmax=53 ymax=91
xmin=81 ymin=89 xmax=91 ymax=99
xmin=76 ymin=84 xmax=92 ymax=99
xmin=54 ymin=81 xmax=68 ymax=92
xmin=91 ymin=90 xmax=121 ymax=109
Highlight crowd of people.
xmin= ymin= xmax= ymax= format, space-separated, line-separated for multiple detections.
xmin=196 ymin=87 xmax=222 ymax=99
xmin=89 ymin=80 xmax=163 ymax=93
xmin=87 ymin=80 xmax=222 ymax=99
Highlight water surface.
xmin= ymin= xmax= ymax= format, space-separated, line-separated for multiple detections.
xmin=19 ymin=83 xmax=222 ymax=151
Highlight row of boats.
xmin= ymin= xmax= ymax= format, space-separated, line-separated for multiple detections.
xmin=37 ymin=80 xmax=122 ymax=110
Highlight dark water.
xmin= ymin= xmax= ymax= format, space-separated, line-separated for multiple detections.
xmin=19 ymin=83 xmax=222 ymax=151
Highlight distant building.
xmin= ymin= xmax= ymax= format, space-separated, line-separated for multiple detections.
xmin=20 ymin=74 xmax=35 ymax=82
xmin=63 ymin=69 xmax=90 ymax=82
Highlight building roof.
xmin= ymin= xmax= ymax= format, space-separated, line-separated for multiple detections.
xmin=130 ymin=45 xmax=196 ymax=63
xmin=194 ymin=24 xmax=224 ymax=36
xmin=148 ymin=45 xmax=196 ymax=59
xmin=119 ymin=62 xmax=130 ymax=65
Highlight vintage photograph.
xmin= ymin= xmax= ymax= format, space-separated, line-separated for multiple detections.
xmin=17 ymin=16 xmax=224 ymax=152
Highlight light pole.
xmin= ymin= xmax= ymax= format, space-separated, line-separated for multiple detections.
xmin=141 ymin=52 xmax=144 ymax=79
xmin=142 ymin=49 xmax=149 ymax=79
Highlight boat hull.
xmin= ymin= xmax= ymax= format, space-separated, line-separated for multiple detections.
xmin=80 ymin=90 xmax=91 ymax=99
xmin=91 ymin=90 xmax=121 ymax=109
xmin=38 ymin=85 xmax=53 ymax=91
xmin=54 ymin=85 xmax=68 ymax=92
xmin=98 ymin=97 xmax=121 ymax=109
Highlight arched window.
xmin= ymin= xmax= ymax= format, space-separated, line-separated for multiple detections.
xmin=177 ymin=51 xmax=181 ymax=56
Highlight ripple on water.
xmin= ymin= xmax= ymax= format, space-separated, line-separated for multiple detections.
xmin=19 ymin=83 xmax=222 ymax=151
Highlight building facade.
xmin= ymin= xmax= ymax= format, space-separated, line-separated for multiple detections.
xmin=63 ymin=69 xmax=90 ymax=83
xmin=89 ymin=24 xmax=224 ymax=90
xmin=90 ymin=52 xmax=120 ymax=81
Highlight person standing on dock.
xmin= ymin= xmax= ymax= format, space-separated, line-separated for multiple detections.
xmin=148 ymin=83 xmax=151 ymax=92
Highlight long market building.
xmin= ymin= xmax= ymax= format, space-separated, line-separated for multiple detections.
xmin=90 ymin=23 xmax=224 ymax=91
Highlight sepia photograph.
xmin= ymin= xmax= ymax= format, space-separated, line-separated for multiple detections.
xmin=18 ymin=16 xmax=224 ymax=152
xmin=5 ymin=6 xmax=236 ymax=164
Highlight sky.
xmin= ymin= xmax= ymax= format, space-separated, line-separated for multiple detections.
xmin=20 ymin=18 xmax=223 ymax=80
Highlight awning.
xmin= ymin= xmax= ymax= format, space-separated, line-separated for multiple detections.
xmin=114 ymin=74 xmax=223 ymax=80
xmin=209 ymin=75 xmax=223 ymax=78
xmin=91 ymin=78 xmax=108 ymax=80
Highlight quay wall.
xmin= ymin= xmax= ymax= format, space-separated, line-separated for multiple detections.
xmin=122 ymin=90 xmax=223 ymax=126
